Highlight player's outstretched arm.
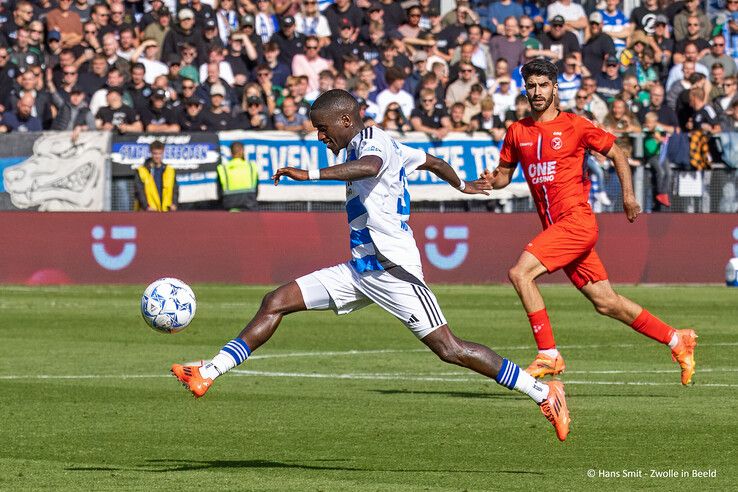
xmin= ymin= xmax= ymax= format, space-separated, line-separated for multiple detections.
xmin=606 ymin=143 xmax=641 ymax=222
xmin=481 ymin=161 xmax=516 ymax=190
xmin=272 ymin=156 xmax=383 ymax=184
xmin=418 ymin=153 xmax=490 ymax=195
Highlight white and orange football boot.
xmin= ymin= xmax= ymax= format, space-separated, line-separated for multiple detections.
xmin=671 ymin=329 xmax=698 ymax=385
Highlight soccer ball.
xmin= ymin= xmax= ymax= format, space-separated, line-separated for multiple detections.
xmin=141 ymin=278 xmax=197 ymax=333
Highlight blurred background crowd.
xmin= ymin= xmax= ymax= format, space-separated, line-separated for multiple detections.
xmin=0 ymin=0 xmax=737 ymax=211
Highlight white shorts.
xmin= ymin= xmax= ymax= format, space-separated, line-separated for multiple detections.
xmin=295 ymin=262 xmax=447 ymax=339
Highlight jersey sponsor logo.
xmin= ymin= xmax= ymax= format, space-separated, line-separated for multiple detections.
xmin=520 ymin=142 xmax=533 ymax=147
xmin=551 ymin=137 xmax=563 ymax=150
xmin=552 ymin=131 xmax=562 ymax=136
xmin=527 ymin=161 xmax=557 ymax=184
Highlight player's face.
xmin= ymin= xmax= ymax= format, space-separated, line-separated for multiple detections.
xmin=524 ymin=75 xmax=557 ymax=113
xmin=311 ymin=111 xmax=353 ymax=155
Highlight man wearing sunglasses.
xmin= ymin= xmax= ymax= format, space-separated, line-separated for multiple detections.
xmin=699 ymin=34 xmax=737 ymax=78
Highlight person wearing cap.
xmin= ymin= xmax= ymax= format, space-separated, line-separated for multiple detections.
xmin=202 ymin=83 xmax=234 ymax=130
xmin=582 ymin=11 xmax=616 ymax=78
xmin=46 ymin=0 xmax=83 ymax=49
xmin=139 ymin=87 xmax=179 ymax=132
xmin=234 ymin=94 xmax=274 ymax=130
xmin=201 ymin=18 xmax=225 ymax=54
xmin=51 ymin=84 xmax=95 ymax=132
xmin=189 ymin=0 xmax=215 ymax=30
xmin=291 ymin=35 xmax=332 ymax=93
xmin=161 ymin=8 xmax=203 ymax=63
xmin=673 ymin=0 xmax=711 ymax=43
xmin=323 ymin=0 xmax=364 ymax=36
xmin=142 ymin=7 xmax=171 ymax=53
xmin=176 ymin=96 xmax=207 ymax=131
xmin=294 ymin=0 xmax=331 ymax=45
xmin=629 ymin=0 xmax=662 ymax=36
xmin=272 ymin=15 xmax=305 ymax=65
xmin=651 ymin=16 xmax=674 ymax=69
xmin=322 ymin=18 xmax=360 ymax=71
xmin=134 ymin=140 xmax=178 ymax=212
xmin=538 ymin=15 xmax=581 ymax=71
xmin=254 ymin=0 xmax=278 ymax=44
xmin=131 ymin=38 xmax=168 ymax=84
xmin=95 ymin=86 xmax=142 ymax=132
xmin=545 ymin=0 xmax=587 ymax=43
xmin=595 ymin=54 xmax=623 ymax=102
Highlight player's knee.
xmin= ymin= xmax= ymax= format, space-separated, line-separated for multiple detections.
xmin=260 ymin=289 xmax=286 ymax=315
xmin=593 ymin=296 xmax=620 ymax=318
xmin=508 ymin=265 xmax=529 ymax=287
xmin=432 ymin=337 xmax=464 ymax=365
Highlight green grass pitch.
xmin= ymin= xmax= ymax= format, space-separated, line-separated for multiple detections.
xmin=0 ymin=284 xmax=735 ymax=490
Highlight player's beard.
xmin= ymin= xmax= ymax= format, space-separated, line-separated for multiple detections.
xmin=528 ymin=91 xmax=555 ymax=114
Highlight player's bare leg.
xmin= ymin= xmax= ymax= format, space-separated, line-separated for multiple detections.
xmin=507 ymin=251 xmax=566 ymax=378
xmin=580 ymin=280 xmax=697 ymax=385
xmin=421 ymin=325 xmax=570 ymax=441
xmin=171 ymin=282 xmax=307 ymax=397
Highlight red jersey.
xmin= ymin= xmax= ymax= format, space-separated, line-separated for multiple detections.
xmin=499 ymin=112 xmax=616 ymax=226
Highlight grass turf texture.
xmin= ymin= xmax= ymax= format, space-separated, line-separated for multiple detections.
xmin=0 ymin=284 xmax=735 ymax=491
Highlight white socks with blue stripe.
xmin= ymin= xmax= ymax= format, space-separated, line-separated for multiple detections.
xmin=199 ymin=338 xmax=251 ymax=380
xmin=495 ymin=358 xmax=549 ymax=404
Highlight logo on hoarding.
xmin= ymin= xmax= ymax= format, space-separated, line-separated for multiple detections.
xmin=91 ymin=225 xmax=137 ymax=270
xmin=424 ymin=226 xmax=468 ymax=270
xmin=734 ymin=227 xmax=738 ymax=257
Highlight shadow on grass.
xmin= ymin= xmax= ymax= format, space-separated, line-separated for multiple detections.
xmin=371 ymin=389 xmax=528 ymax=400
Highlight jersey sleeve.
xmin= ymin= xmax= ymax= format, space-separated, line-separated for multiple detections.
xmin=399 ymin=143 xmax=426 ymax=175
xmin=498 ymin=126 xmax=519 ymax=166
xmin=578 ymin=116 xmax=616 ymax=154
xmin=356 ymin=129 xmax=387 ymax=162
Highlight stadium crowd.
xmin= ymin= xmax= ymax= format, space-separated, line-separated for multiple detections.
xmin=0 ymin=0 xmax=737 ymax=209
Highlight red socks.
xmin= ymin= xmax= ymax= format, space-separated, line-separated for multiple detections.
xmin=527 ymin=308 xmax=556 ymax=350
xmin=630 ymin=309 xmax=675 ymax=345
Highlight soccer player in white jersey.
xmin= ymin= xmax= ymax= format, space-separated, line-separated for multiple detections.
xmin=171 ymin=89 xmax=571 ymax=441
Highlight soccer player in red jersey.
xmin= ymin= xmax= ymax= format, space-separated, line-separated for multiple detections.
xmin=484 ymin=59 xmax=697 ymax=385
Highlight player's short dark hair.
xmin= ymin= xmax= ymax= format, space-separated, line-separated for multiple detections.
xmin=310 ymin=89 xmax=360 ymax=119
xmin=150 ymin=140 xmax=165 ymax=151
xmin=521 ymin=59 xmax=558 ymax=84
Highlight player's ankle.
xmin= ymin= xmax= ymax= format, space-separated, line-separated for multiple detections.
xmin=539 ymin=348 xmax=560 ymax=358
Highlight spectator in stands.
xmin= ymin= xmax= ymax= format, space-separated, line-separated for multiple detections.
xmin=237 ymin=95 xmax=274 ymax=130
xmin=141 ymin=88 xmax=179 ymax=132
xmin=490 ymin=16 xmax=526 ymax=69
xmin=143 ymin=7 xmax=171 ymax=53
xmin=199 ymin=45 xmax=235 ymax=86
xmin=687 ymin=86 xmax=719 ymax=171
xmin=131 ymin=38 xmax=168 ymax=85
xmin=642 ymin=83 xmax=678 ymax=132
xmin=710 ymin=63 xmax=727 ymax=101
xmin=286 ymin=75 xmax=312 ymax=116
xmin=9 ymin=69 xmax=54 ymax=129
xmin=101 ymin=32 xmax=130 ymax=78
xmin=642 ymin=111 xmax=672 ymax=210
xmin=462 ymin=83 xmax=485 ymax=123
xmin=376 ymin=66 xmax=414 ymax=123
xmin=546 ymin=1 xmax=587 ymax=43
xmin=716 ymin=75 xmax=738 ymax=113
xmin=323 ymin=0 xmax=364 ymax=35
xmin=51 ymin=84 xmax=94 ymax=133
xmin=90 ymin=4 xmax=111 ymax=38
xmin=107 ymin=2 xmax=133 ymax=38
xmin=582 ymin=12 xmax=615 ymax=78
xmin=72 ymin=0 xmax=92 ymax=23
xmin=162 ymin=9 xmax=202 ymax=64
xmin=89 ymin=67 xmax=131 ymax=116
xmin=603 ymin=97 xmax=641 ymax=161
xmin=487 ymin=0 xmax=524 ymax=35
xmin=294 ymin=0 xmax=331 ymax=45
xmin=667 ymin=43 xmax=711 ymax=91
xmin=189 ymin=0 xmax=215 ymax=30
xmin=620 ymin=74 xmax=645 ymax=121
xmin=117 ymin=27 xmax=136 ymax=61
xmin=3 ymin=1 xmax=35 ymax=43
xmin=377 ymin=102 xmax=411 ymax=133
xmin=492 ymin=76 xmax=517 ymax=117
xmin=177 ymin=97 xmax=208 ymax=131
xmin=445 ymin=60 xmax=476 ymax=108
xmin=598 ymin=0 xmax=631 ymax=55
xmin=557 ymin=54 xmax=582 ymax=109
xmin=568 ymin=88 xmax=595 ymax=120
xmin=95 ymin=87 xmax=142 ymax=133
xmin=448 ymin=101 xmax=469 ymax=131
xmin=202 ymin=83 xmax=234 ymax=130
xmin=468 ymin=96 xmax=505 ymax=140
xmin=227 ymin=33 xmax=259 ymax=86
xmin=323 ymin=18 xmax=360 ymax=70
xmin=46 ymin=0 xmax=82 ymax=49
xmin=197 ymin=62 xmax=236 ymax=110
xmin=216 ymin=0 xmax=239 ymax=45
xmin=462 ymin=23 xmax=493 ymax=78
xmin=134 ymin=140 xmax=178 ymax=212
xmin=674 ymin=15 xmax=710 ymax=62
xmin=274 ymin=95 xmax=310 ymax=131
xmin=538 ymin=15 xmax=581 ymax=72
xmin=272 ymin=15 xmax=304 ymax=66
xmin=260 ymin=41 xmax=290 ymax=88
xmin=410 ymin=88 xmax=451 ymax=139
xmin=306 ymin=70 xmax=335 ymax=103
xmin=673 ymin=0 xmax=711 ymax=43
xmin=292 ymin=35 xmax=332 ymax=93
xmin=0 ymin=93 xmax=42 ymax=133
xmin=595 ymin=54 xmax=622 ymax=103
xmin=700 ymin=35 xmax=737 ymax=78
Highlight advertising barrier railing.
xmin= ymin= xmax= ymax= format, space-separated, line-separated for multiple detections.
xmin=0 ymin=212 xmax=733 ymax=285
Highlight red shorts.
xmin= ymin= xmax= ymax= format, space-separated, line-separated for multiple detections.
xmin=524 ymin=210 xmax=609 ymax=289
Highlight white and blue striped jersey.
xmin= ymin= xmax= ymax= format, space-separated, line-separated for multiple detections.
xmin=600 ymin=9 xmax=629 ymax=54
xmin=343 ymin=126 xmax=427 ymax=273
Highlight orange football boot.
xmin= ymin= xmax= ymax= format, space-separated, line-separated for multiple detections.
xmin=671 ymin=329 xmax=697 ymax=385
xmin=524 ymin=353 xmax=566 ymax=378
xmin=540 ymin=380 xmax=570 ymax=442
xmin=171 ymin=363 xmax=213 ymax=398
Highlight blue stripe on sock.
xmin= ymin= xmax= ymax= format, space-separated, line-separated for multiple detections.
xmin=221 ymin=338 xmax=252 ymax=366
xmin=495 ymin=358 xmax=519 ymax=390
xmin=226 ymin=341 xmax=246 ymax=361
xmin=221 ymin=345 xmax=242 ymax=365
xmin=232 ymin=337 xmax=252 ymax=356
